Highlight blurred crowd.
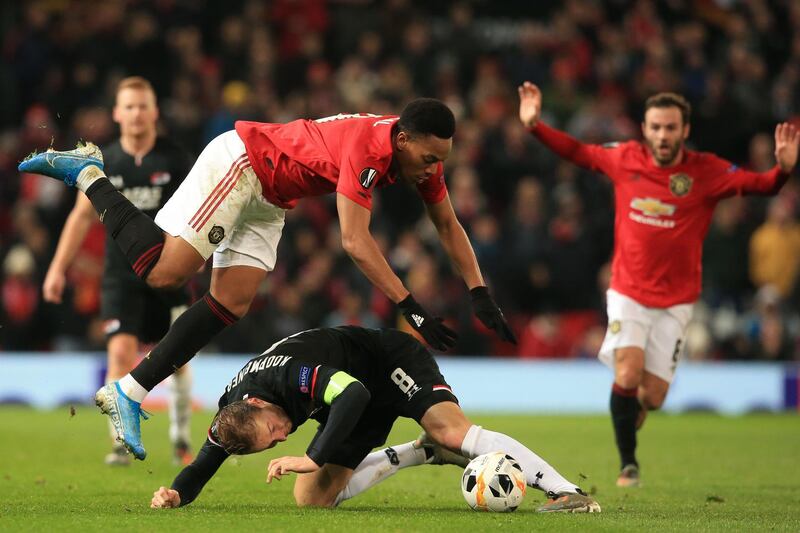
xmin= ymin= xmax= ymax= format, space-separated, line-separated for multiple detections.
xmin=1 ymin=0 xmax=799 ymax=362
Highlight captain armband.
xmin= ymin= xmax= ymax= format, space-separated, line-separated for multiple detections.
xmin=322 ymin=371 xmax=361 ymax=405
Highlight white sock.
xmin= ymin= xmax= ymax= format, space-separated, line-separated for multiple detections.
xmin=168 ymin=368 xmax=193 ymax=445
xmin=76 ymin=165 xmax=105 ymax=192
xmin=105 ymin=378 xmax=120 ymax=444
xmin=117 ymin=374 xmax=148 ymax=403
xmin=460 ymin=425 xmax=579 ymax=495
xmin=333 ymin=441 xmax=428 ymax=506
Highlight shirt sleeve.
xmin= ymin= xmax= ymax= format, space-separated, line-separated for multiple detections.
xmin=415 ymin=162 xmax=448 ymax=205
xmin=705 ymin=155 xmax=789 ymax=199
xmin=170 ymin=437 xmax=229 ymax=507
xmin=336 ymin=143 xmax=385 ymax=211
xmin=529 ymin=122 xmax=619 ymax=177
xmin=288 ymin=362 xmax=371 ymax=466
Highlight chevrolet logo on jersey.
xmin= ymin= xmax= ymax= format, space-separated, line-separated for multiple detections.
xmin=630 ymin=197 xmax=676 ymax=217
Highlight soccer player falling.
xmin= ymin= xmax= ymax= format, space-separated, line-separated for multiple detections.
xmin=148 ymin=326 xmax=599 ymax=513
xmin=518 ymin=81 xmax=799 ymax=487
xmin=19 ymin=99 xmax=515 ymax=460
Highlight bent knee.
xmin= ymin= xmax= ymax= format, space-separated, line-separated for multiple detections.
xmin=294 ymin=492 xmax=336 ymax=508
xmin=145 ymin=269 xmax=190 ymax=291
xmin=615 ymin=368 xmax=643 ymax=389
xmin=641 ymin=391 xmax=666 ymax=410
xmin=427 ymin=426 xmax=468 ymax=452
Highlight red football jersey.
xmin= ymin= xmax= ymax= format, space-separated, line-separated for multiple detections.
xmin=234 ymin=114 xmax=447 ymax=210
xmin=532 ymin=122 xmax=788 ymax=307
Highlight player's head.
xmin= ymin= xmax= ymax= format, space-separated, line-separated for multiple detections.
xmin=113 ymin=76 xmax=159 ymax=139
xmin=210 ymin=398 xmax=291 ymax=455
xmin=642 ymin=92 xmax=691 ymax=167
xmin=394 ymin=98 xmax=455 ymax=184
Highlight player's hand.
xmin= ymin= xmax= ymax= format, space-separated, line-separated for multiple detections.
xmin=42 ymin=268 xmax=66 ymax=304
xmin=398 ymin=294 xmax=458 ymax=351
xmin=518 ymin=81 xmax=542 ymax=128
xmin=470 ymin=286 xmax=517 ymax=344
xmin=775 ymin=122 xmax=800 ymax=173
xmin=150 ymin=486 xmax=181 ymax=509
xmin=267 ymin=455 xmax=320 ymax=483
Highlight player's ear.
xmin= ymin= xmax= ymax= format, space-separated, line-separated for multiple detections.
xmin=641 ymin=121 xmax=647 ymax=137
xmin=683 ymin=123 xmax=690 ymax=140
xmin=245 ymin=397 xmax=268 ymax=407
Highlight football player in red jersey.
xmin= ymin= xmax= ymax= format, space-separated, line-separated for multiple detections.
xmin=20 ymin=98 xmax=515 ymax=460
xmin=518 ymin=81 xmax=799 ymax=487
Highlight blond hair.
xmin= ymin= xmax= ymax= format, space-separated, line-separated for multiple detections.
xmin=115 ymin=76 xmax=156 ymax=101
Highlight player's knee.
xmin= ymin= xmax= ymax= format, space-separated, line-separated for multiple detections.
xmin=615 ymin=368 xmax=642 ymax=389
xmin=293 ymin=490 xmax=336 ymax=508
xmin=427 ymin=425 xmax=468 ymax=452
xmin=145 ymin=268 xmax=190 ymax=291
xmin=642 ymin=389 xmax=666 ymax=410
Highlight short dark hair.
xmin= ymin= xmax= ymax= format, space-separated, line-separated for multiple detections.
xmin=210 ymin=401 xmax=259 ymax=455
xmin=644 ymin=92 xmax=691 ymax=125
xmin=397 ymin=98 xmax=456 ymax=139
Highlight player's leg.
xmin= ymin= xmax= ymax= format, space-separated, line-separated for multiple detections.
xmin=294 ymin=464 xmax=354 ymax=507
xmin=104 ymin=332 xmax=139 ymax=466
xmin=419 ymin=402 xmax=598 ymax=512
xmin=160 ymin=303 xmax=193 ymax=465
xmin=97 ymin=133 xmax=284 ymax=459
xmin=169 ymin=365 xmax=194 ymax=465
xmin=19 ymin=142 xmax=204 ymax=286
xmin=597 ymin=290 xmax=651 ymax=486
xmin=635 ymin=302 xmax=691 ymax=429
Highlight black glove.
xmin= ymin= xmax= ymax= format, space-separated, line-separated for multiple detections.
xmin=470 ymin=286 xmax=517 ymax=344
xmin=398 ymin=294 xmax=458 ymax=351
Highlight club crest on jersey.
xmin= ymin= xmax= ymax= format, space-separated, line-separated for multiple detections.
xmin=359 ymin=167 xmax=378 ymax=189
xmin=208 ymin=225 xmax=225 ymax=244
xmin=630 ymin=197 xmax=675 ymax=217
xmin=669 ymin=173 xmax=692 ymax=197
xmin=150 ymin=171 xmax=171 ymax=185
xmin=609 ymin=320 xmax=621 ymax=334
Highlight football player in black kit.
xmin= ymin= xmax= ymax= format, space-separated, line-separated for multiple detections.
xmin=148 ymin=326 xmax=600 ymax=513
xmin=43 ymin=77 xmax=196 ymax=466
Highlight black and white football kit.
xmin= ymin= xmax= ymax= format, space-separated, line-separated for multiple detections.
xmin=171 ymin=326 xmax=458 ymax=506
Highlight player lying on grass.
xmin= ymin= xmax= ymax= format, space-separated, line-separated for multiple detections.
xmin=149 ymin=326 xmax=600 ymax=513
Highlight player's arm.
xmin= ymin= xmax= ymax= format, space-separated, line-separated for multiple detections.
xmin=337 ymin=193 xmax=457 ymax=350
xmin=43 ymin=192 xmax=97 ymax=303
xmin=152 ymin=438 xmax=230 ymax=508
xmin=425 ymin=195 xmax=516 ymax=343
xmin=267 ymin=369 xmax=370 ymax=482
xmin=710 ymin=124 xmax=799 ymax=197
xmin=518 ymin=81 xmax=614 ymax=173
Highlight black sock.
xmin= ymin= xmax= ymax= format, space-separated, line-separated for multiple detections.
xmin=610 ymin=384 xmax=640 ymax=468
xmin=85 ymin=178 xmax=165 ymax=279
xmin=131 ymin=293 xmax=238 ymax=390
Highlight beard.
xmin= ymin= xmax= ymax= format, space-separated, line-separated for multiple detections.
xmin=648 ymin=139 xmax=683 ymax=166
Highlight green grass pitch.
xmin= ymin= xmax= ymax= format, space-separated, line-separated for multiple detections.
xmin=0 ymin=407 xmax=798 ymax=532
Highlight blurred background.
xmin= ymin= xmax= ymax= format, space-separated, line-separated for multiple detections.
xmin=1 ymin=0 xmax=799 ymax=372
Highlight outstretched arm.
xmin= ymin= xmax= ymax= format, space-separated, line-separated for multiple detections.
xmin=151 ymin=438 xmax=229 ymax=508
xmin=518 ymin=81 xmax=615 ymax=173
xmin=337 ymin=193 xmax=457 ymax=350
xmin=426 ymin=196 xmax=516 ymax=343
xmin=711 ymin=123 xmax=799 ymax=198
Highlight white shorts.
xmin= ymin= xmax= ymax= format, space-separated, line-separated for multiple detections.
xmin=597 ymin=289 xmax=693 ymax=383
xmin=155 ymin=131 xmax=285 ymax=271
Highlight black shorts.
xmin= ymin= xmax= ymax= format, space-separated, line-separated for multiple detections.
xmin=311 ymin=330 xmax=459 ymax=469
xmin=101 ymin=282 xmax=190 ymax=343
